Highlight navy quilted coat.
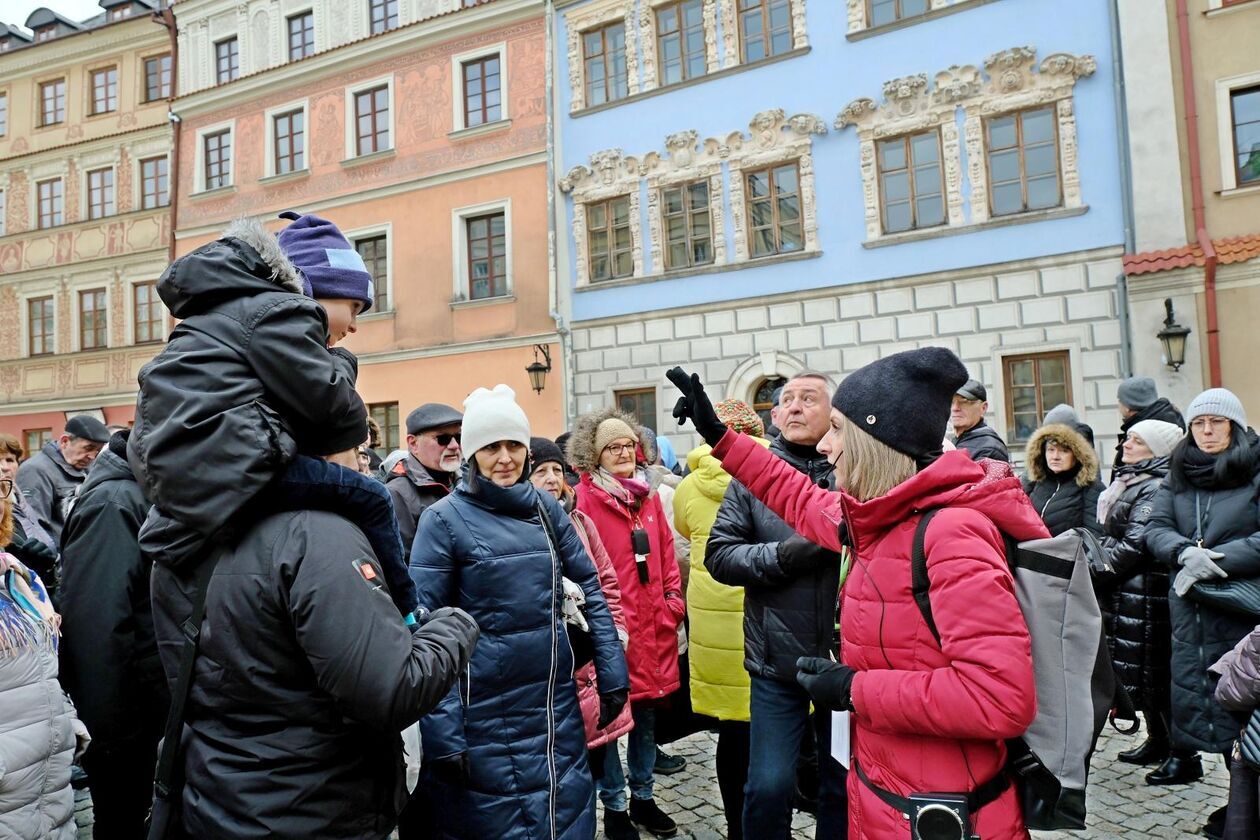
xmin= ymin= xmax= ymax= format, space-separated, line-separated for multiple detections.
xmin=409 ymin=475 xmax=629 ymax=839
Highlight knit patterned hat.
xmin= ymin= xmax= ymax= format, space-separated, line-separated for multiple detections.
xmin=1127 ymin=419 xmax=1185 ymax=458
xmin=594 ymin=418 xmax=638 ymax=458
xmin=276 ymin=211 xmax=374 ymax=313
xmin=716 ymin=399 xmax=765 ymax=438
xmin=460 ymin=384 xmax=531 ymax=460
xmin=832 ymin=347 xmax=969 ymax=466
xmin=1186 ymin=388 xmax=1248 ymax=429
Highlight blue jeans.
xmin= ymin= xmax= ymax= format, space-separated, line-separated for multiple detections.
xmin=596 ymin=705 xmax=656 ymax=811
xmin=272 ymin=455 xmax=418 ymax=618
xmin=744 ymin=675 xmax=848 ymax=840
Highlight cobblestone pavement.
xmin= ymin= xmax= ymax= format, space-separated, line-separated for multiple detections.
xmin=70 ymin=720 xmax=1230 ymax=839
xmin=597 ymin=722 xmax=1230 ymax=839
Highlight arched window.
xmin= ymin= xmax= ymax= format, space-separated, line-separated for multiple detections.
xmin=752 ymin=375 xmax=787 ymax=431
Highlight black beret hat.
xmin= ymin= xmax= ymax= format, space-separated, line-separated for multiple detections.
xmin=831 ymin=347 xmax=969 ymax=466
xmin=529 ymin=436 xmax=566 ymax=469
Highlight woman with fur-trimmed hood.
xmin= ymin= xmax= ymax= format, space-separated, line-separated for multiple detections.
xmin=1021 ymin=422 xmax=1105 ymax=536
xmin=566 ymin=409 xmax=685 ymax=840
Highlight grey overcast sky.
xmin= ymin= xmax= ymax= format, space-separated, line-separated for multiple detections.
xmin=5 ymin=0 xmax=119 ymax=29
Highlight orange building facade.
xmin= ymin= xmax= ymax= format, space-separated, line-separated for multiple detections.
xmin=0 ymin=2 xmax=175 ymax=447
xmin=170 ymin=0 xmax=563 ymax=448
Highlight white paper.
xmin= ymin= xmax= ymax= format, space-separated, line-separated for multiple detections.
xmin=830 ymin=710 xmax=851 ymax=769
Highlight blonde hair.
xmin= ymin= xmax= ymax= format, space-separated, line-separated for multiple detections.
xmin=0 ymin=497 xmax=12 ymax=550
xmin=835 ymin=413 xmax=917 ymax=502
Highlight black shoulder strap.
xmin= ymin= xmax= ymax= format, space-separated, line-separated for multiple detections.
xmin=911 ymin=509 xmax=942 ymax=645
xmin=152 ymin=550 xmax=220 ymax=804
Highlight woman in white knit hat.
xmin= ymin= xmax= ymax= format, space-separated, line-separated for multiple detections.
xmin=409 ymin=385 xmax=630 ymax=840
xmin=1145 ymin=388 xmax=1260 ymax=838
xmin=1093 ymin=418 xmax=1191 ymax=785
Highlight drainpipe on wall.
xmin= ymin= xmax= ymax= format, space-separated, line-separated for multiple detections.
xmin=543 ymin=0 xmax=576 ymax=427
xmin=1109 ymin=0 xmax=1136 ymax=377
xmin=1175 ymin=0 xmax=1222 ymax=387
xmin=154 ymin=3 xmax=180 ymax=264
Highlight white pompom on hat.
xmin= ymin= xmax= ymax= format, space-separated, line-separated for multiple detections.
xmin=460 ymin=384 xmax=531 ymax=461
xmin=1126 ymin=419 xmax=1184 ymax=458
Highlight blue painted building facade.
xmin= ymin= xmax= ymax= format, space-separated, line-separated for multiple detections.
xmin=553 ymin=0 xmax=1129 ymax=456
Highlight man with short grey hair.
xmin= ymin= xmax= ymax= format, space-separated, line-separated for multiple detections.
xmin=386 ymin=403 xmax=463 ymax=553
xmin=950 ymin=379 xmax=1009 ymax=463
xmin=17 ymin=414 xmax=111 ymax=545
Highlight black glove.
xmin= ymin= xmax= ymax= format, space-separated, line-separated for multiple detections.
xmin=597 ymin=688 xmax=628 ymax=729
xmin=429 ymin=752 xmax=471 ymax=786
xmin=795 ymin=656 xmax=855 ymax=712
xmin=776 ymin=536 xmax=831 ymax=577
xmin=665 ymin=367 xmax=726 ymax=447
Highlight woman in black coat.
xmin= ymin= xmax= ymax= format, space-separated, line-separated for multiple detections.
xmin=1022 ymin=422 xmax=1105 ymax=536
xmin=1145 ymin=389 xmax=1260 ymax=839
xmin=1092 ymin=419 xmax=1191 ymax=785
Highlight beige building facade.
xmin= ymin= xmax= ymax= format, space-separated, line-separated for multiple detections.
xmin=1120 ymin=0 xmax=1260 ymax=418
xmin=0 ymin=1 xmax=175 ymax=449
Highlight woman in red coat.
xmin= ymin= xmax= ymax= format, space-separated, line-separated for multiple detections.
xmin=667 ymin=348 xmax=1044 ymax=840
xmin=566 ymin=409 xmax=685 ymax=840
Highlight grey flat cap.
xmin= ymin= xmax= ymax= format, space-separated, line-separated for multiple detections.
xmin=955 ymin=379 xmax=987 ymax=402
xmin=64 ymin=415 xmax=111 ymax=443
xmin=406 ymin=403 xmax=463 ymax=435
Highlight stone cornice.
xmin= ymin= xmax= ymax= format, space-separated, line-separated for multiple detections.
xmin=0 ymin=18 xmax=168 ymax=78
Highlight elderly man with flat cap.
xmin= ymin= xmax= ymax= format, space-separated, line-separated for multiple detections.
xmin=949 ymin=379 xmax=1010 ymax=463
xmin=17 ymin=414 xmax=111 ymax=545
xmin=386 ymin=403 xmax=464 ymax=553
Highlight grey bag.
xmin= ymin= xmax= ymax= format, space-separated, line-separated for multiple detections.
xmin=913 ymin=512 xmax=1115 ymax=831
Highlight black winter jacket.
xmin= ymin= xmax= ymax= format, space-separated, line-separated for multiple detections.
xmin=1146 ymin=436 xmax=1260 ymax=752
xmin=59 ymin=442 xmax=168 ymax=749
xmin=151 ymin=510 xmax=478 ymax=839
xmin=385 ymin=455 xmax=455 ymax=553
xmin=1022 ymin=423 xmax=1104 ymax=536
xmin=1113 ymin=398 xmax=1185 ymax=471
xmin=706 ymin=436 xmax=840 ymax=683
xmin=954 ymin=420 xmax=1010 ymax=462
xmin=1093 ymin=458 xmax=1171 ymax=712
xmin=128 ymin=219 xmax=366 ymax=558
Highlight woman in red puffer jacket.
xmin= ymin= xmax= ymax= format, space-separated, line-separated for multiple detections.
xmin=667 ymin=348 xmax=1043 ymax=840
xmin=566 ymin=409 xmax=685 ymax=839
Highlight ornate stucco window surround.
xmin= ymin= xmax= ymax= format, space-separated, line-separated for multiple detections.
xmin=639 ymin=0 xmax=721 ymax=91
xmin=641 ymin=129 xmax=727 ymax=274
xmin=726 ymin=109 xmax=827 ymax=262
xmin=962 ymin=47 xmax=1096 ymax=225
xmin=560 ymin=149 xmax=645 ymax=287
xmin=718 ymin=0 xmax=808 ymax=69
xmin=566 ymin=0 xmax=640 ymax=113
xmin=836 ymin=46 xmax=1095 ymax=243
xmin=846 ymin=0 xmax=987 ymax=38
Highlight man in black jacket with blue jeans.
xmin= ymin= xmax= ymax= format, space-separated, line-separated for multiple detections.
xmin=706 ymin=372 xmax=847 ymax=840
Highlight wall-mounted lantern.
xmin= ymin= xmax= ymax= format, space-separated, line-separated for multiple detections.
xmin=526 ymin=344 xmax=552 ymax=394
xmin=1156 ymin=298 xmax=1192 ymax=372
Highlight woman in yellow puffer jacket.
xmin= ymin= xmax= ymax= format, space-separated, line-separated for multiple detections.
xmin=672 ymin=399 xmax=769 ymax=840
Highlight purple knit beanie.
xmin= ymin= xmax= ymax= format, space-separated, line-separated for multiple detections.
xmin=276 ymin=210 xmax=374 ymax=313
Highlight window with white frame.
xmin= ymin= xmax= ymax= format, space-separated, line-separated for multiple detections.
xmin=288 ymin=12 xmax=315 ymax=61
xmin=27 ymin=296 xmax=55 ymax=356
xmin=195 ymin=122 xmax=235 ymax=192
xmin=453 ymin=48 xmax=506 ymax=131
xmin=78 ymin=288 xmax=108 ymax=350
xmin=266 ymin=101 xmax=308 ymax=177
xmin=642 ymin=129 xmax=728 ymax=275
xmin=346 ymin=78 xmax=393 ymax=158
xmin=877 ymin=130 xmax=946 ymax=233
xmin=141 ymin=156 xmax=169 ymax=208
xmin=1217 ymin=72 xmax=1260 ymax=191
xmin=369 ymin=0 xmax=398 ymax=34
xmin=847 ymin=0 xmax=984 ymax=35
xmin=216 ymin=38 xmax=239 ymax=83
xmin=452 ymin=201 xmax=512 ymax=300
xmin=351 ymin=228 xmax=391 ymax=311
xmin=37 ymin=178 xmax=63 ymax=228
xmin=133 ymin=280 xmax=164 ymax=344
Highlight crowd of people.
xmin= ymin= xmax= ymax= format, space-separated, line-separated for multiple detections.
xmin=1 ymin=209 xmax=1259 ymax=840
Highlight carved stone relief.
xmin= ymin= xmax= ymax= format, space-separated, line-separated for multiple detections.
xmin=251 ymin=9 xmax=270 ymax=71
xmin=716 ymin=0 xmax=807 ymax=69
xmin=641 ymin=129 xmax=727 ymax=272
xmin=836 ymin=46 xmax=1094 ymax=239
xmin=566 ymin=0 xmax=640 ymax=113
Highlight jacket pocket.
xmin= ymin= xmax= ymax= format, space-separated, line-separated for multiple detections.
xmin=252 ymin=400 xmax=297 ymax=466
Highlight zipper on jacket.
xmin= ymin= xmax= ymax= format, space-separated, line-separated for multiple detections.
xmin=1039 ymin=481 xmax=1063 ymax=519
xmin=541 ymin=515 xmax=561 ymax=839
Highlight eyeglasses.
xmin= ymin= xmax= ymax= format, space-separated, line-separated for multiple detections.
xmin=603 ymin=443 xmax=636 ymax=457
xmin=1190 ymin=416 xmax=1229 ymax=431
xmin=430 ymin=433 xmax=462 ymax=447
xmin=0 ymin=479 xmax=13 ymax=499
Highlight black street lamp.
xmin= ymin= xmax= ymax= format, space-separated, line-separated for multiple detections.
xmin=1156 ymin=298 xmax=1191 ymax=372
xmin=526 ymin=344 xmax=552 ymax=394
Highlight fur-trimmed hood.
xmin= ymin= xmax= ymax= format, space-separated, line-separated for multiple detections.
xmin=157 ymin=217 xmax=304 ymax=319
xmin=1025 ymin=422 xmax=1099 ymax=486
xmin=565 ymin=407 xmax=655 ymax=474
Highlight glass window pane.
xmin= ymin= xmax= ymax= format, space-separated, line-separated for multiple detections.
xmin=1014 ymin=411 xmax=1038 ymax=441
xmin=614 ymin=251 xmax=633 ymax=276
xmin=989 ymin=116 xmax=1017 ymax=149
xmin=878 ymin=138 xmax=906 ymax=171
xmin=692 ymin=238 xmax=712 ymax=264
xmin=916 ymin=195 xmax=945 ymax=226
xmin=1022 ymin=108 xmax=1055 ymax=143
xmin=777 ymin=195 xmax=800 ymax=222
xmin=669 ymin=242 xmax=688 ymax=267
xmin=773 ymin=165 xmax=798 ymax=194
xmin=1038 ymin=356 xmax=1065 ymax=385
xmin=612 ymin=198 xmax=630 ymax=225
xmin=989 ymin=149 xmax=1020 ymax=184
xmin=752 ymin=228 xmax=775 ymax=256
xmin=614 ymin=226 xmax=632 ymax=249
xmin=871 ymin=0 xmax=895 ymax=27
xmin=749 ymin=199 xmax=773 ymax=228
xmin=992 ymin=183 xmax=1023 ymax=215
xmin=903 ymin=0 xmax=929 ymax=15
xmin=746 ymin=171 xmax=769 ymax=197
xmin=1042 ymin=385 xmax=1068 ymax=409
xmin=590 ymin=256 xmax=608 ymax=279
xmin=911 ymin=132 xmax=939 ymax=163
xmin=779 ymin=222 xmax=802 ymax=251
xmin=663 ymin=188 xmax=683 ymax=214
xmin=687 ymin=181 xmax=709 ymax=207
xmin=884 ymin=201 xmax=912 ymax=233
xmin=588 ymin=203 xmax=606 ymax=228
xmin=1027 ymin=175 xmax=1060 ymax=210
xmin=883 ymin=171 xmax=910 ymax=202
xmin=914 ymin=163 xmax=942 ymax=195
xmin=1024 ymin=144 xmax=1058 ymax=178
xmin=1010 ymin=360 xmax=1034 ymax=386
xmin=1233 ymin=88 xmax=1260 ymax=124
